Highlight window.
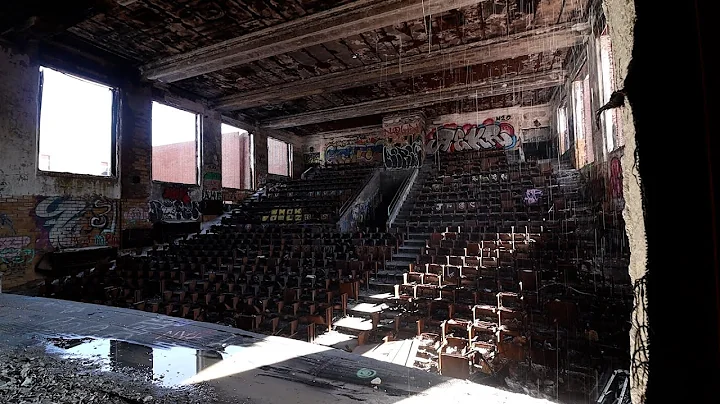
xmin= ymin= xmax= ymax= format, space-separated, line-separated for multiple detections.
xmin=268 ymin=137 xmax=292 ymax=176
xmin=221 ymin=123 xmax=253 ymax=189
xmin=557 ymin=105 xmax=569 ymax=154
xmin=38 ymin=66 xmax=116 ymax=176
xmin=598 ymin=28 xmax=623 ymax=152
xmin=572 ymin=78 xmax=588 ymax=167
xmin=152 ymin=101 xmax=200 ymax=184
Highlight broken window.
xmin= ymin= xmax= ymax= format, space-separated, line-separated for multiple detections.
xmin=222 ymin=123 xmax=254 ymax=189
xmin=599 ymin=27 xmax=622 ymax=152
xmin=38 ymin=66 xmax=117 ymax=176
xmin=151 ymin=101 xmax=200 ymax=185
xmin=268 ymin=137 xmax=292 ymax=177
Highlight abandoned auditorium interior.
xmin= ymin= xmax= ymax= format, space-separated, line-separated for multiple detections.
xmin=0 ymin=0 xmax=717 ymax=403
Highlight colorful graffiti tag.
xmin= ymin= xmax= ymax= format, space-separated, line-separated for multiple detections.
xmin=524 ymin=189 xmax=544 ymax=205
xmin=425 ymin=118 xmax=517 ymax=154
xmin=383 ymin=121 xmax=423 ymax=143
xmin=0 ymin=236 xmax=34 ymax=266
xmin=325 ymin=138 xmax=384 ymax=164
xmin=34 ymin=196 xmax=118 ymax=249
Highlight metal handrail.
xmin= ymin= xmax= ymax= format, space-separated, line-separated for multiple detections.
xmin=337 ymin=170 xmax=376 ymax=216
xmin=386 ymin=167 xmax=419 ymax=229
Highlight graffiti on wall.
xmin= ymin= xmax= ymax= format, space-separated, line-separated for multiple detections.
xmin=149 ymin=200 xmax=201 ymax=222
xmin=0 ymin=236 xmax=34 ymax=266
xmin=303 ymin=152 xmax=322 ymax=165
xmin=383 ymin=121 xmax=423 ymax=144
xmin=383 ymin=141 xmax=424 ymax=169
xmin=203 ymin=165 xmax=222 ymax=201
xmin=123 ymin=207 xmax=149 ymax=227
xmin=524 ymin=189 xmax=544 ymax=205
xmin=35 ymin=196 xmax=118 ymax=249
xmin=162 ymin=186 xmax=192 ymax=204
xmin=609 ymin=156 xmax=624 ymax=211
xmin=150 ymin=184 xmax=201 ymax=222
xmin=325 ymin=138 xmax=383 ymax=164
xmin=425 ymin=118 xmax=517 ymax=154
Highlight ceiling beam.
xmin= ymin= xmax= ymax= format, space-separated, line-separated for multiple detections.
xmin=260 ymin=69 xmax=565 ymax=129
xmin=141 ymin=0 xmax=488 ymax=83
xmin=215 ymin=24 xmax=584 ymax=111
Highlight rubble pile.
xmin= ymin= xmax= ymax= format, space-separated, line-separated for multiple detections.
xmin=0 ymin=345 xmax=222 ymax=404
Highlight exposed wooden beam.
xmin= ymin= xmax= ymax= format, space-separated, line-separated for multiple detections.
xmin=260 ymin=70 xmax=565 ymax=129
xmin=215 ymin=24 xmax=583 ymax=111
xmin=141 ymin=0 xmax=488 ymax=83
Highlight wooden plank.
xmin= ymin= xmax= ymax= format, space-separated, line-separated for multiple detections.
xmin=215 ymin=24 xmax=582 ymax=110
xmin=141 ymin=0 xmax=489 ymax=82
xmin=260 ymin=69 xmax=565 ymax=128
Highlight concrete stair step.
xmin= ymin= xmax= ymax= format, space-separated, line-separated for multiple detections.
xmin=398 ymin=246 xmax=422 ymax=254
xmin=382 ymin=261 xmax=411 ymax=270
xmin=391 ymin=253 xmax=417 ymax=262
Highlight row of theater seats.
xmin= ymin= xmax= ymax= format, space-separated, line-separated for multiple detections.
xmin=375 ymin=151 xmax=631 ymax=399
xmin=38 ymin=225 xmax=400 ymax=341
xmin=398 ymin=150 xmax=553 ymax=229
xmin=236 ymin=165 xmax=374 ymax=224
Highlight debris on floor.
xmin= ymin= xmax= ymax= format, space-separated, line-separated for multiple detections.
xmin=0 ymin=345 xmax=225 ymax=404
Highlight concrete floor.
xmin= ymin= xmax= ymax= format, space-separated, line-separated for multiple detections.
xmin=0 ymin=293 xmax=552 ymax=404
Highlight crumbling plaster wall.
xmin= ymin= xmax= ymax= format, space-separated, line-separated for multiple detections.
xmin=605 ymin=13 xmax=647 ymax=404
xmin=602 ymin=0 xmax=646 ymax=402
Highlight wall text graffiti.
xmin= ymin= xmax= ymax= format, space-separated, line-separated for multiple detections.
xmin=35 ymin=196 xmax=118 ymax=249
xmin=149 ymin=200 xmax=201 ymax=222
xmin=425 ymin=118 xmax=517 ymax=154
xmin=383 ymin=141 xmax=423 ymax=169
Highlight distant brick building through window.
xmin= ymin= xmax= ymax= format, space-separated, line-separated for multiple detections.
xmin=151 ymin=102 xmax=199 ymax=184
xmin=152 ymin=141 xmax=197 ymax=184
xmin=268 ymin=137 xmax=291 ymax=176
xmin=222 ymin=124 xmax=252 ymax=189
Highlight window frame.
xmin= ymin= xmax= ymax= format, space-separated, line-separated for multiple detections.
xmin=150 ymin=100 xmax=202 ymax=186
xmin=36 ymin=65 xmax=120 ymax=179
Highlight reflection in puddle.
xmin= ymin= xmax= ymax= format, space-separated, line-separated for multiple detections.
xmin=45 ymin=337 xmax=224 ymax=387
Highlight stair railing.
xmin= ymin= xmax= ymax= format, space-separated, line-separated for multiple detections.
xmin=386 ymin=167 xmax=419 ymax=230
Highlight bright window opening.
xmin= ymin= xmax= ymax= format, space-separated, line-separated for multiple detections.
xmin=557 ymin=105 xmax=568 ymax=154
xmin=152 ymin=102 xmax=199 ymax=184
xmin=38 ymin=66 xmax=115 ymax=176
xmin=572 ymin=79 xmax=587 ymax=167
xmin=221 ymin=123 xmax=253 ymax=189
xmin=599 ymin=29 xmax=621 ymax=152
xmin=268 ymin=137 xmax=292 ymax=177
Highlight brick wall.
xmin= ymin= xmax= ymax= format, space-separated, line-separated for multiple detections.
xmin=221 ymin=131 xmax=250 ymax=190
xmin=152 ymin=141 xmax=197 ymax=185
xmin=0 ymin=196 xmax=39 ymax=288
xmin=0 ymin=195 xmax=121 ymax=289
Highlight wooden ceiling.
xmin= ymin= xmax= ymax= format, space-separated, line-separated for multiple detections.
xmin=0 ymin=0 xmax=590 ymax=135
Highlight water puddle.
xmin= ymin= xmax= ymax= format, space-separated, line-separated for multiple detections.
xmin=44 ymin=336 xmax=225 ymax=387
